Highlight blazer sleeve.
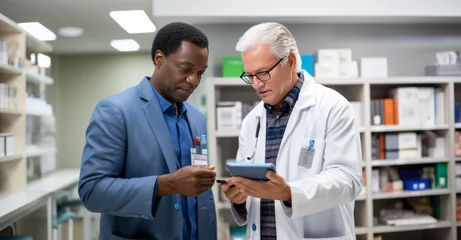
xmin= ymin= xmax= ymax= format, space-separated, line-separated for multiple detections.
xmin=283 ymin=102 xmax=362 ymax=218
xmin=78 ymin=100 xmax=159 ymax=219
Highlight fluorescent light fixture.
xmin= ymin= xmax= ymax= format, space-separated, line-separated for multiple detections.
xmin=37 ymin=53 xmax=51 ymax=68
xmin=110 ymin=39 xmax=140 ymax=52
xmin=109 ymin=10 xmax=156 ymax=34
xmin=18 ymin=22 xmax=56 ymax=41
xmin=59 ymin=26 xmax=84 ymax=37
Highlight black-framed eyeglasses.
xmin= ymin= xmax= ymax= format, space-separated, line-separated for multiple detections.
xmin=240 ymin=58 xmax=284 ymax=84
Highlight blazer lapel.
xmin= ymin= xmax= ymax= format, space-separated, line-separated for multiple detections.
xmin=138 ymin=79 xmax=177 ymax=173
xmin=186 ymin=113 xmax=200 ymax=142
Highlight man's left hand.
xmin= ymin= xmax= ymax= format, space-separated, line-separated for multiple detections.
xmin=230 ymin=170 xmax=291 ymax=201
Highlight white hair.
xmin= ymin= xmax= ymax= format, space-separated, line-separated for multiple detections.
xmin=236 ymin=22 xmax=302 ymax=73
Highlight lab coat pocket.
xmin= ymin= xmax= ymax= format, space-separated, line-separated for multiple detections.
xmin=295 ymin=137 xmax=324 ymax=177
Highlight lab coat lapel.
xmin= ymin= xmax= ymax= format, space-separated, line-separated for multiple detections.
xmin=280 ymin=71 xmax=317 ymax=148
xmin=137 ymin=79 xmax=177 ymax=173
xmin=254 ymin=103 xmax=267 ymax=164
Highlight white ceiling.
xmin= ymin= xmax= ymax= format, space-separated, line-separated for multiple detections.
xmin=0 ymin=0 xmax=165 ymax=55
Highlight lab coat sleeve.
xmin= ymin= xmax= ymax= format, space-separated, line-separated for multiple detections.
xmin=78 ymin=100 xmax=159 ymax=219
xmin=283 ymin=102 xmax=362 ymax=218
xmin=230 ymin=120 xmax=251 ymax=226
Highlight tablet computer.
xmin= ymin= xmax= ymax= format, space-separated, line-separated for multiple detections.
xmin=226 ymin=162 xmax=276 ymax=181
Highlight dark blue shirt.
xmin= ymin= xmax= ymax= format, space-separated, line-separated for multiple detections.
xmin=150 ymin=79 xmax=197 ymax=240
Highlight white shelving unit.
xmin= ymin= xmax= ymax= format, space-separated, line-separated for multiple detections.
xmin=207 ymin=76 xmax=461 ymax=240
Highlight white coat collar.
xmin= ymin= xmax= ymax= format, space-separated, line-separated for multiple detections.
xmin=254 ymin=70 xmax=317 ymax=117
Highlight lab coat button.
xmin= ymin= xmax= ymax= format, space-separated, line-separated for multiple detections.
xmin=252 ymin=223 xmax=256 ymax=231
xmin=174 ymin=202 xmax=180 ymax=210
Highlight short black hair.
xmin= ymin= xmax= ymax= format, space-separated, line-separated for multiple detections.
xmin=151 ymin=22 xmax=209 ymax=63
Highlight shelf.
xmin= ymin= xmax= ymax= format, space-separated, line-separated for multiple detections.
xmin=316 ymin=78 xmax=365 ymax=85
xmin=356 ymin=194 xmax=366 ymax=201
xmin=0 ymin=191 xmax=48 ymax=228
xmin=370 ymin=124 xmax=449 ymax=132
xmin=216 ymin=130 xmax=240 ymax=138
xmin=455 ymin=123 xmax=461 ymax=129
xmin=373 ymin=189 xmax=451 ymax=199
xmin=26 ymin=71 xmax=53 ymax=85
xmin=457 ymin=222 xmax=461 ymax=227
xmin=371 ymin=158 xmax=449 ymax=167
xmin=367 ymin=77 xmax=454 ymax=85
xmin=0 ymin=13 xmax=23 ymax=34
xmin=27 ymin=168 xmax=80 ymax=192
xmin=0 ymin=155 xmax=22 ymax=163
xmin=212 ymin=77 xmax=247 ymax=87
xmin=0 ymin=108 xmax=22 ymax=115
xmin=373 ymin=220 xmax=452 ymax=233
xmin=355 ymin=226 xmax=367 ymax=235
xmin=0 ymin=63 xmax=23 ymax=76
xmin=456 ymin=157 xmax=461 ymax=162
xmin=25 ymin=33 xmax=52 ymax=53
xmin=26 ymin=146 xmax=56 ymax=158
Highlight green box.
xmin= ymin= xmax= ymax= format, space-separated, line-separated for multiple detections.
xmin=435 ymin=163 xmax=448 ymax=189
xmin=222 ymin=56 xmax=244 ymax=77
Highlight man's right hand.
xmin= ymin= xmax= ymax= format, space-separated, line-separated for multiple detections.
xmin=220 ymin=179 xmax=248 ymax=204
xmin=157 ymin=165 xmax=216 ymax=197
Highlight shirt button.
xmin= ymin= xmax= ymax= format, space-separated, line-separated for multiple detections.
xmin=252 ymin=223 xmax=257 ymax=231
xmin=174 ymin=202 xmax=180 ymax=210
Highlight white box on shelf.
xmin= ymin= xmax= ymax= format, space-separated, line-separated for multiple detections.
xmin=339 ymin=61 xmax=359 ymax=78
xmin=389 ymin=87 xmax=420 ymax=126
xmin=0 ymin=133 xmax=14 ymax=156
xmin=315 ymin=62 xmax=339 ymax=78
xmin=418 ymin=87 xmax=435 ymax=126
xmin=360 ymin=57 xmax=388 ymax=77
xmin=318 ymin=49 xmax=352 ymax=64
xmin=429 ymin=137 xmax=445 ymax=158
xmin=216 ymin=101 xmax=242 ymax=131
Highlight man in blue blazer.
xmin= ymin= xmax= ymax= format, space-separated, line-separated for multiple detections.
xmin=78 ymin=22 xmax=217 ymax=240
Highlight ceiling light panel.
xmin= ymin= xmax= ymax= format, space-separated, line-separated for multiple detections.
xmin=18 ymin=22 xmax=56 ymax=41
xmin=109 ymin=10 xmax=156 ymax=34
xmin=110 ymin=39 xmax=140 ymax=52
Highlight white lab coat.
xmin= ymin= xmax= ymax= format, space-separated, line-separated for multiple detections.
xmin=230 ymin=70 xmax=363 ymax=240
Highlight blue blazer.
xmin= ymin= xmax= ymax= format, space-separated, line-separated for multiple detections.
xmin=78 ymin=78 xmax=217 ymax=240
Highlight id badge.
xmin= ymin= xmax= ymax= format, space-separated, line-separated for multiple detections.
xmin=298 ymin=147 xmax=314 ymax=169
xmin=191 ymin=148 xmax=208 ymax=166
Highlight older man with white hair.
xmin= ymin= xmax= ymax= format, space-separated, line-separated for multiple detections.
xmin=220 ymin=22 xmax=363 ymax=240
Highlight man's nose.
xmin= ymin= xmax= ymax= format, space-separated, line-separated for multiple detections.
xmin=186 ymin=74 xmax=200 ymax=86
xmin=251 ymin=77 xmax=264 ymax=90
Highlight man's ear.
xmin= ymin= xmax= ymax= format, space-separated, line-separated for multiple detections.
xmin=287 ymin=51 xmax=296 ymax=70
xmin=154 ymin=50 xmax=164 ymax=67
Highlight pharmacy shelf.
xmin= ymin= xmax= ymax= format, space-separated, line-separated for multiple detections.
xmin=371 ymin=158 xmax=449 ymax=167
xmin=25 ymin=71 xmax=53 ymax=85
xmin=372 ymin=189 xmax=451 ymax=200
xmin=0 ymin=63 xmax=22 ymax=76
xmin=207 ymin=73 xmax=461 ymax=240
xmin=458 ymin=222 xmax=461 ymax=227
xmin=26 ymin=146 xmax=56 ymax=158
xmin=355 ymin=226 xmax=368 ymax=235
xmin=25 ymin=33 xmax=52 ymax=54
xmin=216 ymin=130 xmax=240 ymax=138
xmin=373 ymin=220 xmax=452 ymax=234
xmin=370 ymin=124 xmax=449 ymax=132
xmin=0 ymin=155 xmax=22 ymax=163
xmin=0 ymin=108 xmax=22 ymax=115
